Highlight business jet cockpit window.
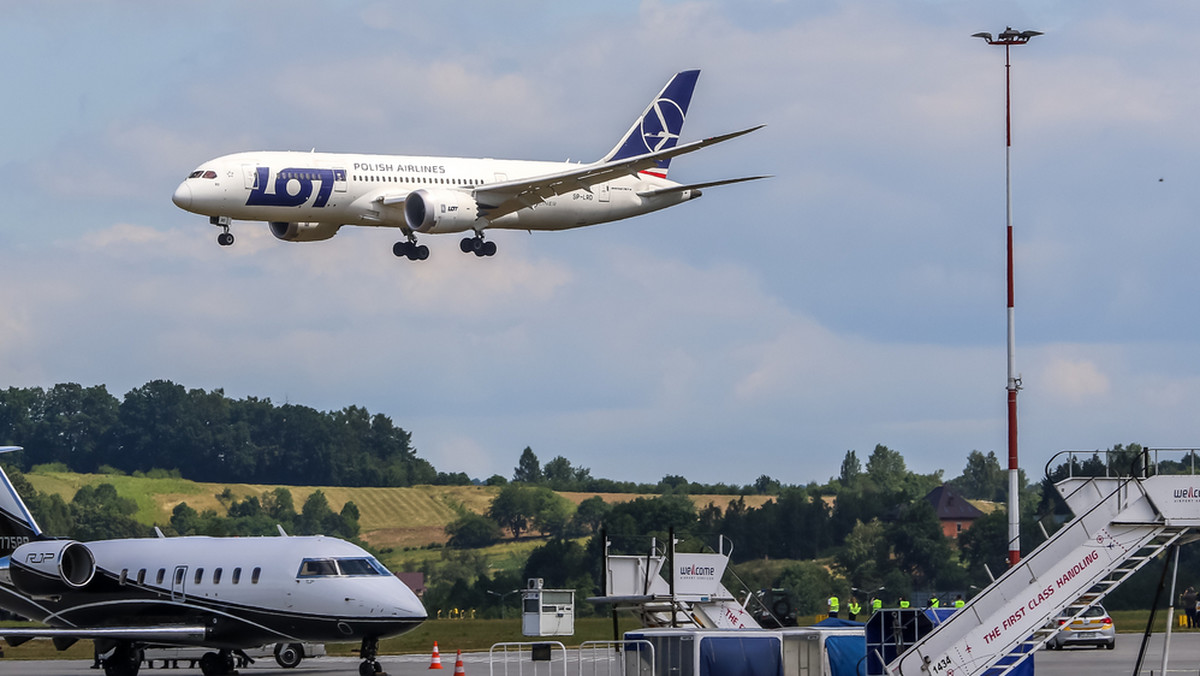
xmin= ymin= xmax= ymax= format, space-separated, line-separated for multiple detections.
xmin=187 ymin=170 xmax=218 ymax=179
xmin=297 ymin=557 xmax=390 ymax=578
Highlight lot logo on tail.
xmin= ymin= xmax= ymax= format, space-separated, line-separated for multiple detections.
xmin=641 ymin=98 xmax=685 ymax=154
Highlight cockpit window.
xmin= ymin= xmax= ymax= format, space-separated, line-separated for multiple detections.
xmin=338 ymin=557 xmax=390 ymax=576
xmin=296 ymin=557 xmax=390 ymax=578
xmin=188 ymin=170 xmax=218 ymax=180
xmin=298 ymin=558 xmax=338 ymax=577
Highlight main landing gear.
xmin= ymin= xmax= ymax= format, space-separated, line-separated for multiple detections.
xmin=393 ymin=234 xmax=430 ymax=261
xmin=99 ymin=641 xmax=144 ymax=676
xmin=358 ymin=636 xmax=387 ymax=676
xmin=393 ymin=233 xmax=498 ymax=261
xmin=198 ymin=649 xmax=237 ymax=676
xmin=210 ymin=216 xmax=234 ymax=247
xmin=460 ymin=234 xmax=496 ymax=257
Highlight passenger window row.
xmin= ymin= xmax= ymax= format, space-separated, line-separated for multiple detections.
xmin=118 ymin=566 xmax=263 ymax=586
xmin=352 ymin=175 xmax=479 ymax=186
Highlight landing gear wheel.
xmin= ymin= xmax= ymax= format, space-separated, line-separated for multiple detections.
xmin=102 ymin=642 xmax=143 ymax=676
xmin=358 ymin=636 xmax=387 ymax=676
xmin=217 ymin=232 xmax=234 ymax=246
xmin=274 ymin=642 xmax=304 ymax=668
xmin=462 ymin=235 xmax=496 ymax=257
xmin=199 ymin=650 xmax=236 ymax=676
xmin=394 ymin=240 xmax=429 ymax=261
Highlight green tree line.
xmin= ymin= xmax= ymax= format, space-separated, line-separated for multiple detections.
xmin=428 ymin=443 xmax=1171 ymax=617
xmin=0 ymin=381 xmax=441 ymax=486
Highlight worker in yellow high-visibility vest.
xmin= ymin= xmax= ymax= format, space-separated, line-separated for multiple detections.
xmin=898 ymin=596 xmax=910 ymax=608
xmin=827 ymin=595 xmax=840 ymax=618
xmin=872 ymin=597 xmax=882 ymax=612
xmin=954 ymin=595 xmax=965 ymax=608
xmin=847 ymin=598 xmax=862 ymax=621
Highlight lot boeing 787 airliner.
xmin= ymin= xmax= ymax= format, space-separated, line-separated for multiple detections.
xmin=172 ymin=70 xmax=765 ymax=260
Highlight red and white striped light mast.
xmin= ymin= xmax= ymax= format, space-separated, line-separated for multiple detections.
xmin=972 ymin=27 xmax=1041 ymax=567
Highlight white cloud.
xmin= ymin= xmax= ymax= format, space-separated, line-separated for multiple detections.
xmin=1040 ymin=354 xmax=1111 ymax=403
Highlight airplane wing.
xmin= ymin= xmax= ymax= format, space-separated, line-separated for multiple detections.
xmin=2 ymin=624 xmax=209 ymax=648
xmin=474 ymin=125 xmax=765 ymax=221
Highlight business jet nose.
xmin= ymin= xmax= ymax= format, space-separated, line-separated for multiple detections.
xmin=172 ymin=182 xmax=192 ymax=210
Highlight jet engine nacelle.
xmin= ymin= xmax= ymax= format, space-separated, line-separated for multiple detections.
xmin=269 ymin=221 xmax=341 ymax=242
xmin=10 ymin=540 xmax=96 ymax=596
xmin=403 ymin=189 xmax=479 ymax=234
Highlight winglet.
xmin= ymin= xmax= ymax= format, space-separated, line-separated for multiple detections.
xmin=601 ymin=70 xmax=701 ymax=177
xmin=0 ymin=447 xmax=43 ymax=554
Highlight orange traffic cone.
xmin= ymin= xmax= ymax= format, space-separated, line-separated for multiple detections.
xmin=429 ymin=641 xmax=444 ymax=669
xmin=453 ymin=649 xmax=466 ymax=675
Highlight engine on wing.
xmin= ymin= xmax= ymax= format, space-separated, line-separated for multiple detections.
xmin=10 ymin=540 xmax=96 ymax=595
xmin=403 ymin=189 xmax=479 ymax=234
xmin=269 ymin=221 xmax=341 ymax=242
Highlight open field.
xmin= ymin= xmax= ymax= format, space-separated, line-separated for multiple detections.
xmin=24 ymin=470 xmax=774 ymax=550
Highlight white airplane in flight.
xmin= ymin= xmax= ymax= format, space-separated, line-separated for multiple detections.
xmin=172 ymin=69 xmax=765 ymax=260
xmin=0 ymin=447 xmax=425 ymax=676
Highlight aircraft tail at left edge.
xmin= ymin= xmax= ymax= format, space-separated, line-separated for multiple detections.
xmin=0 ymin=447 xmax=45 ymax=557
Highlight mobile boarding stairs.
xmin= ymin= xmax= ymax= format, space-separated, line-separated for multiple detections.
xmin=590 ymin=534 xmax=765 ymax=630
xmin=887 ymin=448 xmax=1200 ymax=676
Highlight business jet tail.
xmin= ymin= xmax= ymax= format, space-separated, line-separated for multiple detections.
xmin=0 ymin=447 xmax=45 ymax=556
xmin=601 ymin=69 xmax=701 ymax=178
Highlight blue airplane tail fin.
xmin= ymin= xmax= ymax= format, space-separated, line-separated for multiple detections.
xmin=0 ymin=447 xmax=44 ymax=557
xmin=601 ymin=70 xmax=701 ymax=177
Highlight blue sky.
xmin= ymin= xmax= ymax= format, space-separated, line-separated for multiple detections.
xmin=4 ymin=1 xmax=1200 ymax=486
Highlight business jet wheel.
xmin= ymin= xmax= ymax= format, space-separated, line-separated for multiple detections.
xmin=460 ymin=236 xmax=478 ymax=253
xmin=199 ymin=650 xmax=236 ymax=676
xmin=217 ymin=232 xmax=234 ymax=246
xmin=274 ymin=642 xmax=304 ymax=668
xmin=480 ymin=240 xmax=497 ymax=257
xmin=102 ymin=643 xmax=143 ymax=676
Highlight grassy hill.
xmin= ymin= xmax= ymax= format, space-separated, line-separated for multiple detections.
xmin=23 ymin=470 xmax=774 ymax=567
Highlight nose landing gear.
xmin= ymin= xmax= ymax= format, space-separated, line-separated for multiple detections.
xmin=358 ymin=636 xmax=387 ymax=676
xmin=210 ymin=216 xmax=234 ymax=247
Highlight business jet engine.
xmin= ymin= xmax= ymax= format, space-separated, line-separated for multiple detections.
xmin=10 ymin=540 xmax=97 ymax=595
xmin=403 ymin=189 xmax=479 ymax=234
xmin=269 ymin=221 xmax=342 ymax=242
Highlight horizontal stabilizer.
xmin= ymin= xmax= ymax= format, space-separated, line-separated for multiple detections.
xmin=637 ymin=174 xmax=771 ymax=198
xmin=476 ymin=125 xmax=766 ymax=221
xmin=0 ymin=446 xmax=43 ymax=551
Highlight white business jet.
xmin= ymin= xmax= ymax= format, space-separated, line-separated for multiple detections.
xmin=172 ymin=70 xmax=765 ymax=260
xmin=0 ymin=447 xmax=425 ymax=676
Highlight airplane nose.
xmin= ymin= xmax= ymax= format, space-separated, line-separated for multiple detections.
xmin=172 ymin=182 xmax=192 ymax=210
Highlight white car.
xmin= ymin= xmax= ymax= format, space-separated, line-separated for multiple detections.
xmin=142 ymin=642 xmax=326 ymax=668
xmin=1047 ymin=605 xmax=1116 ymax=650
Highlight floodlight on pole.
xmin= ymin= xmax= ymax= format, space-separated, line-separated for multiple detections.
xmin=973 ymin=26 xmax=1041 ymax=568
